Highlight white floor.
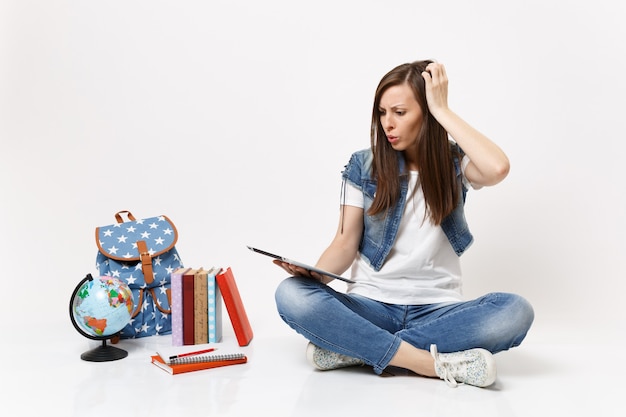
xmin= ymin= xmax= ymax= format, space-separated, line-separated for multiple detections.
xmin=3 ymin=319 xmax=622 ymax=417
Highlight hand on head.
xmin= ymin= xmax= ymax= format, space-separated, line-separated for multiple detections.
xmin=421 ymin=62 xmax=449 ymax=116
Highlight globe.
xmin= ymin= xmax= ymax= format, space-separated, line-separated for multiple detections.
xmin=69 ymin=274 xmax=134 ymax=361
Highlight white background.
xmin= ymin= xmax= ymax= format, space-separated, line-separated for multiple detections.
xmin=1 ymin=0 xmax=624 ymax=350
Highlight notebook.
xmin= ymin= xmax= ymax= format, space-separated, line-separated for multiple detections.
xmin=151 ymin=352 xmax=247 ymax=375
xmin=163 ymin=352 xmax=245 ymax=365
xmin=247 ymin=246 xmax=355 ymax=284
xmin=156 ymin=344 xmax=220 ymax=364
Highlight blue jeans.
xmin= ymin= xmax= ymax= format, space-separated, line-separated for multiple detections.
xmin=275 ymin=276 xmax=534 ymax=375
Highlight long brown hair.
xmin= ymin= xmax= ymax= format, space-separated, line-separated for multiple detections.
xmin=369 ymin=60 xmax=459 ymax=225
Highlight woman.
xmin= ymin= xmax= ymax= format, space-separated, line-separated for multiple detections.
xmin=274 ymin=60 xmax=534 ymax=388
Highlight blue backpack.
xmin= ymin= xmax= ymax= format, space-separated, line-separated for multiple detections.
xmin=95 ymin=211 xmax=183 ymax=339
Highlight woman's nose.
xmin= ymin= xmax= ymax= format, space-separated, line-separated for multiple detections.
xmin=383 ymin=114 xmax=394 ymax=130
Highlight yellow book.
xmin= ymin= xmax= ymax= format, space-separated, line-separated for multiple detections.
xmin=194 ymin=268 xmax=208 ymax=344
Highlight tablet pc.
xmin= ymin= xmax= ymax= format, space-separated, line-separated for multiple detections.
xmin=247 ymin=246 xmax=355 ymax=284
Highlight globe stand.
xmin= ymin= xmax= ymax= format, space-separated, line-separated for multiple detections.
xmin=69 ymin=274 xmax=132 ymax=362
xmin=81 ymin=339 xmax=128 ymax=362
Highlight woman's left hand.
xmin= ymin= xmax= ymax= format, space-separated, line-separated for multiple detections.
xmin=273 ymin=260 xmax=323 ymax=280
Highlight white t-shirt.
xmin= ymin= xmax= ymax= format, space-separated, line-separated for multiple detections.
xmin=344 ymin=156 xmax=475 ymax=305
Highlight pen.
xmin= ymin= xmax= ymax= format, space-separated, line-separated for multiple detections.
xmin=169 ymin=348 xmax=216 ymax=360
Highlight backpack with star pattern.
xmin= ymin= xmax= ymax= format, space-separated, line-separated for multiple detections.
xmin=95 ymin=211 xmax=183 ymax=339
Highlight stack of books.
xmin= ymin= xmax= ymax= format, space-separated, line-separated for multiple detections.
xmin=171 ymin=266 xmax=253 ymax=348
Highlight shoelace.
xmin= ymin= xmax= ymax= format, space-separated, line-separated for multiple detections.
xmin=430 ymin=344 xmax=462 ymax=388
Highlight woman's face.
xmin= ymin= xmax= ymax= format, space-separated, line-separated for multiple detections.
xmin=378 ymin=83 xmax=423 ymax=160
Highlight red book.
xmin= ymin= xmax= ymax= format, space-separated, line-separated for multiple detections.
xmin=151 ymin=353 xmax=247 ymax=375
xmin=216 ymin=267 xmax=253 ymax=346
xmin=182 ymin=268 xmax=199 ymax=345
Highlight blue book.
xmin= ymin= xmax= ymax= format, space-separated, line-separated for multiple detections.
xmin=207 ymin=267 xmax=223 ymax=343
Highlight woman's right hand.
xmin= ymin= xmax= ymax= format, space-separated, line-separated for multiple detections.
xmin=421 ymin=61 xmax=450 ymax=119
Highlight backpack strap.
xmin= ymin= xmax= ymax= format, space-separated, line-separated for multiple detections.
xmin=115 ymin=210 xmax=136 ymax=223
xmin=130 ymin=289 xmax=144 ymax=318
xmin=150 ymin=288 xmax=172 ymax=314
xmin=136 ymin=240 xmax=155 ymax=284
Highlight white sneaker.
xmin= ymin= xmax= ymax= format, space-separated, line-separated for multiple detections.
xmin=306 ymin=342 xmax=364 ymax=370
xmin=430 ymin=344 xmax=497 ymax=387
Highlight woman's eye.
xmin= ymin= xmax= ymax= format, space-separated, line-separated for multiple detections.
xmin=396 ymin=111 xmax=405 ymax=116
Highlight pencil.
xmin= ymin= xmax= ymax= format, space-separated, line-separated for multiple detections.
xmin=169 ymin=348 xmax=216 ymax=360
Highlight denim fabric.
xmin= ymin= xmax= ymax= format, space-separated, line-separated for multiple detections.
xmin=275 ymin=277 xmax=534 ymax=375
xmin=341 ymin=144 xmax=472 ymax=271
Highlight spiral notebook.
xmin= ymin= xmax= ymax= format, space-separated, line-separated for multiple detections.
xmin=151 ymin=352 xmax=247 ymax=375
xmin=167 ymin=352 xmax=245 ymax=365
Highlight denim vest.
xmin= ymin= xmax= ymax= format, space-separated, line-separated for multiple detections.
xmin=341 ymin=145 xmax=473 ymax=271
